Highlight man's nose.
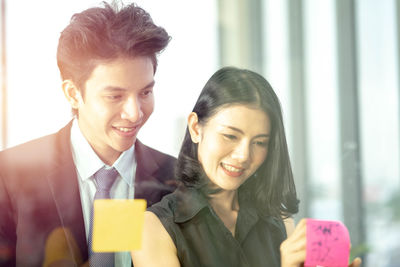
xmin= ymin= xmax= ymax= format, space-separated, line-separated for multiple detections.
xmin=121 ymin=97 xmax=143 ymax=122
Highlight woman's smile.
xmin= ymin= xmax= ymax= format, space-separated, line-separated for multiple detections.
xmin=220 ymin=162 xmax=245 ymax=177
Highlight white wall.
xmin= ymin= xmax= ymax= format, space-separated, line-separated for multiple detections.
xmin=5 ymin=0 xmax=219 ymax=157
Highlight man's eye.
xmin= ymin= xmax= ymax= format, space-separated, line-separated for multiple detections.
xmin=142 ymin=89 xmax=153 ymax=96
xmin=106 ymin=95 xmax=121 ymax=100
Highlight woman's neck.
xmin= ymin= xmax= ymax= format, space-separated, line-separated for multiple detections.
xmin=209 ymin=189 xmax=239 ymax=212
xmin=209 ymin=189 xmax=240 ymax=236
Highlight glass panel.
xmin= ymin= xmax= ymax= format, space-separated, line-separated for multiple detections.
xmin=356 ymin=0 xmax=400 ymax=266
xmin=304 ymin=0 xmax=343 ymax=221
xmin=135 ymin=0 xmax=219 ymax=157
xmin=5 ymin=0 xmax=99 ymax=148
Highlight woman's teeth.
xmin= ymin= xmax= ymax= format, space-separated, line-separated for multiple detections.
xmin=221 ymin=163 xmax=242 ymax=172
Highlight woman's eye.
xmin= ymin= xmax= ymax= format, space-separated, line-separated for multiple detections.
xmin=254 ymin=140 xmax=268 ymax=147
xmin=223 ymin=134 xmax=237 ymax=140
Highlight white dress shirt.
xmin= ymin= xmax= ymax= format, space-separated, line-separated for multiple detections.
xmin=70 ymin=119 xmax=136 ymax=267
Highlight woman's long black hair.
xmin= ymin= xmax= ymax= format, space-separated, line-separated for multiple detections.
xmin=175 ymin=66 xmax=299 ymax=219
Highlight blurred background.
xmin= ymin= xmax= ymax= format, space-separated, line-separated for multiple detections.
xmin=0 ymin=0 xmax=399 ymax=266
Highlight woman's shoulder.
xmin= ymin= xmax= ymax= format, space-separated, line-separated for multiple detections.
xmin=132 ymin=210 xmax=180 ymax=267
xmin=148 ymin=186 xmax=209 ymax=225
xmin=148 ymin=190 xmax=179 ymax=219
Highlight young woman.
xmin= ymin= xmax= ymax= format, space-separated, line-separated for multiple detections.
xmin=131 ymin=67 xmax=362 ymax=267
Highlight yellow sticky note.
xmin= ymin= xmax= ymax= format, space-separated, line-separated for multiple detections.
xmin=92 ymin=199 xmax=146 ymax=252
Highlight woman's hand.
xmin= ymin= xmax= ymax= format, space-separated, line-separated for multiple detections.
xmin=280 ymin=218 xmax=306 ymax=267
xmin=280 ymin=218 xmax=363 ymax=267
xmin=348 ymin=257 xmax=362 ymax=267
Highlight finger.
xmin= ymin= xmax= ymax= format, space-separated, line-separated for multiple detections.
xmin=293 ymin=218 xmax=307 ymax=233
xmin=280 ymin=235 xmax=306 ymax=257
xmin=349 ymin=257 xmax=362 ymax=267
xmin=286 ymin=224 xmax=306 ymax=244
xmin=288 ymin=219 xmax=307 ymax=238
xmin=281 ymin=249 xmax=306 ymax=267
xmin=286 ymin=236 xmax=306 ymax=253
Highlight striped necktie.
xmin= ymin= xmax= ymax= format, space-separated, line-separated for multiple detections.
xmin=88 ymin=166 xmax=118 ymax=267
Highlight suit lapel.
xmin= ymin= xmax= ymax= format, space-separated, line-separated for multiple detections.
xmin=134 ymin=140 xmax=169 ymax=207
xmin=44 ymin=121 xmax=88 ymax=260
xmin=134 ymin=139 xmax=159 ymax=182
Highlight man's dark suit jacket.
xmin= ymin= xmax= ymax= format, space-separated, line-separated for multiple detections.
xmin=0 ymin=121 xmax=177 ymax=266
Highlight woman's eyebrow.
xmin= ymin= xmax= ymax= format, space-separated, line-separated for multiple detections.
xmin=221 ymin=125 xmax=270 ymax=138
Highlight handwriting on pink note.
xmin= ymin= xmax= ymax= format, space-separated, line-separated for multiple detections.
xmin=304 ymin=219 xmax=350 ymax=267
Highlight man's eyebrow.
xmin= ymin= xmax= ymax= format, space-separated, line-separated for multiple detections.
xmin=142 ymin=80 xmax=156 ymax=90
xmin=102 ymin=80 xmax=155 ymax=92
xmin=222 ymin=125 xmax=270 ymax=138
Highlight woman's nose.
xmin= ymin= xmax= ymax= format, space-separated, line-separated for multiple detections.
xmin=231 ymin=141 xmax=250 ymax=163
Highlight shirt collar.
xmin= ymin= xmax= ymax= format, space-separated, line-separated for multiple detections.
xmin=172 ymin=186 xmax=264 ymax=224
xmin=113 ymin=143 xmax=135 ymax=186
xmin=172 ymin=185 xmax=285 ymax=240
xmin=70 ymin=119 xmax=135 ymax=186
xmin=172 ymin=186 xmax=210 ymax=223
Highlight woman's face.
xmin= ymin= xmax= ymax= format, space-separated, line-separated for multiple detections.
xmin=189 ymin=104 xmax=271 ymax=191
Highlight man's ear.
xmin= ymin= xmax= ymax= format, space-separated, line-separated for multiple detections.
xmin=61 ymin=80 xmax=83 ymax=109
xmin=187 ymin=112 xmax=202 ymax=143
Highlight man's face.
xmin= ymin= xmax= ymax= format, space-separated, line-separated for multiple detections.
xmin=76 ymin=57 xmax=155 ymax=165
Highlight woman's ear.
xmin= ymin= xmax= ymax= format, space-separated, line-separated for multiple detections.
xmin=187 ymin=112 xmax=201 ymax=143
xmin=61 ymin=80 xmax=83 ymax=110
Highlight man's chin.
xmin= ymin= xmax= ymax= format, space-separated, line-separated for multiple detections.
xmin=116 ymin=138 xmax=137 ymax=152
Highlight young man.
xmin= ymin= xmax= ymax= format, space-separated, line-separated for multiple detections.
xmin=0 ymin=2 xmax=176 ymax=266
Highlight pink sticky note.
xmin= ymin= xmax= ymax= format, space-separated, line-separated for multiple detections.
xmin=304 ymin=219 xmax=350 ymax=267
